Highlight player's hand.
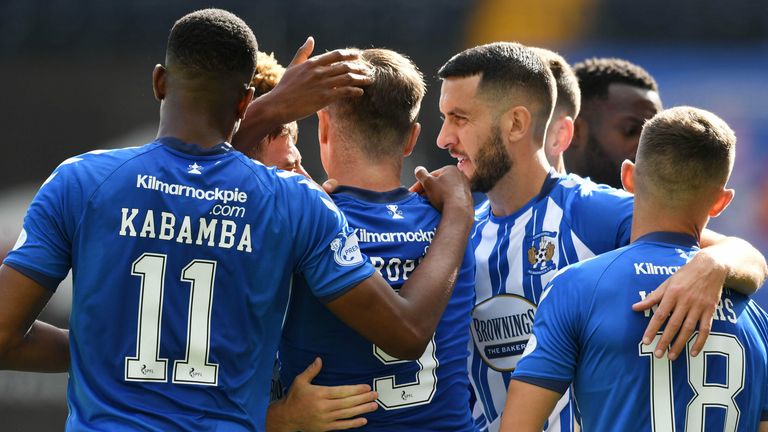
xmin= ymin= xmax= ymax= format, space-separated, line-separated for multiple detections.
xmin=278 ymin=357 xmax=378 ymax=432
xmin=409 ymin=167 xmax=448 ymax=195
xmin=261 ymin=37 xmax=373 ymax=125
xmin=414 ymin=165 xmax=472 ymax=216
xmin=632 ymin=250 xmax=725 ymax=360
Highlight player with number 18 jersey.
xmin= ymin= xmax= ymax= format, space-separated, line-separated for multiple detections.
xmin=3 ymin=138 xmax=375 ymax=431
xmin=513 ymin=232 xmax=768 ymax=430
xmin=280 ymin=186 xmax=476 ymax=431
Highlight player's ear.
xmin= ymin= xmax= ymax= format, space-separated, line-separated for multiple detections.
xmin=546 ymin=116 xmax=575 ymax=156
xmin=708 ymin=187 xmax=735 ymax=218
xmin=620 ymin=160 xmax=635 ymax=193
xmin=500 ymin=105 xmax=531 ymax=144
xmin=570 ymin=116 xmax=588 ymax=153
xmin=236 ymin=86 xmax=255 ymax=120
xmin=317 ymin=108 xmax=330 ymax=147
xmin=403 ymin=122 xmax=421 ymax=157
xmin=152 ymin=64 xmax=167 ymax=101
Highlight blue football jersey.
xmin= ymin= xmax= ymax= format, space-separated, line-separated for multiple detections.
xmin=470 ymin=171 xmax=633 ymax=432
xmin=279 ymin=186 xmax=477 ymax=431
xmin=3 ymin=138 xmax=375 ymax=431
xmin=513 ymin=231 xmax=768 ymax=431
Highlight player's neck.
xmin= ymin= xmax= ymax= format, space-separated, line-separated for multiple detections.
xmin=630 ymin=200 xmax=705 ymax=243
xmin=553 ymin=156 xmax=567 ymax=175
xmin=487 ymin=151 xmax=551 ymax=217
xmin=326 ymin=156 xmax=402 ymax=192
xmin=157 ymin=100 xmax=234 ymax=148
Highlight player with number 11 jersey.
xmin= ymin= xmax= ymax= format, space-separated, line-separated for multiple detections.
xmin=3 ymin=138 xmax=375 ymax=430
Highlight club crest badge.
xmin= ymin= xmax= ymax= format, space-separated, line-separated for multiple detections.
xmin=526 ymin=231 xmax=557 ymax=275
xmin=386 ymin=205 xmax=404 ymax=219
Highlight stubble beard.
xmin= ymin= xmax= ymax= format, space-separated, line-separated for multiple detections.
xmin=469 ymin=125 xmax=512 ymax=193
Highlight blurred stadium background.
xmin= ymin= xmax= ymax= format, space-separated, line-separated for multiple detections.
xmin=0 ymin=0 xmax=766 ymax=429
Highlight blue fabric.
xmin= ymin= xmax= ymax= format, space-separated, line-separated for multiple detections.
xmin=280 ymin=187 xmax=477 ymax=431
xmin=3 ymin=140 xmax=374 ymax=431
xmin=468 ymin=173 xmax=633 ymax=431
xmin=513 ymin=233 xmax=768 ymax=431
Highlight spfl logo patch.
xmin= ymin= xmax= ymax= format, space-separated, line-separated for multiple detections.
xmin=526 ymin=231 xmax=557 ymax=275
xmin=331 ymin=231 xmax=364 ymax=267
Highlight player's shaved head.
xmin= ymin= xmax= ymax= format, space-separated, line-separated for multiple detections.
xmin=330 ymin=48 xmax=426 ymax=159
xmin=635 ymin=106 xmax=735 ymax=207
xmin=531 ymin=47 xmax=580 ymax=119
xmin=438 ymin=42 xmax=556 ymax=143
xmin=166 ymin=9 xmax=257 ymax=94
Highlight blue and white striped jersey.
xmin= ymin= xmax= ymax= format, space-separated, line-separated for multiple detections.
xmin=469 ymin=171 xmax=633 ymax=432
xmin=513 ymin=232 xmax=768 ymax=431
xmin=3 ymin=138 xmax=374 ymax=431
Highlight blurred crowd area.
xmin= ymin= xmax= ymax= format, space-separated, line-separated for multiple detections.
xmin=0 ymin=0 xmax=767 ymax=429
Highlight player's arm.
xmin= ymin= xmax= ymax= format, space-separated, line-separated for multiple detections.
xmin=500 ymin=380 xmax=563 ymax=432
xmin=633 ymin=230 xmax=768 ymax=361
xmin=326 ymin=166 xmax=473 ymax=360
xmin=760 ymin=421 xmax=768 ymax=432
xmin=232 ymin=37 xmax=372 ymax=155
xmin=266 ymin=358 xmax=378 ymax=432
xmin=0 ymin=265 xmax=69 ymax=372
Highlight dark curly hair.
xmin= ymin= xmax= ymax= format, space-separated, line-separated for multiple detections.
xmin=167 ymin=8 xmax=257 ymax=82
xmin=573 ymin=57 xmax=658 ymax=102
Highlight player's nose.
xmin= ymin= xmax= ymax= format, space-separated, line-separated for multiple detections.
xmin=436 ymin=121 xmax=455 ymax=150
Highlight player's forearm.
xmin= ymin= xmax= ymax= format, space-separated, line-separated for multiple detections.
xmin=0 ymin=321 xmax=69 ymax=372
xmin=700 ymin=231 xmax=767 ymax=295
xmin=395 ymin=201 xmax=473 ymax=353
xmin=500 ymin=380 xmax=560 ymax=432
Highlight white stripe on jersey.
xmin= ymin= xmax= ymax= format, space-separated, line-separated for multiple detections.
xmin=475 ymin=221 xmax=500 ymax=301
xmin=504 ymin=208 xmax=531 ymax=298
xmin=572 ymin=231 xmax=595 ymax=262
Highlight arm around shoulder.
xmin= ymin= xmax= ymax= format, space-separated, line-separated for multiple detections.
xmin=699 ymin=229 xmax=767 ymax=295
xmin=326 ymin=166 xmax=473 ymax=359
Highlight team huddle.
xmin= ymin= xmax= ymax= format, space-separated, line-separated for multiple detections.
xmin=0 ymin=8 xmax=767 ymax=432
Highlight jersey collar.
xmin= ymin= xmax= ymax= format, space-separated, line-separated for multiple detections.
xmin=333 ymin=185 xmax=412 ymax=204
xmin=635 ymin=231 xmax=699 ymax=248
xmin=157 ymin=136 xmax=233 ymax=156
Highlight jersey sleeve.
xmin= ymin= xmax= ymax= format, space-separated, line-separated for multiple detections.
xmin=512 ymin=267 xmax=584 ymax=393
xmin=565 ymin=180 xmax=633 ymax=252
xmin=3 ymin=161 xmax=85 ymax=290
xmin=287 ymin=177 xmax=376 ymax=301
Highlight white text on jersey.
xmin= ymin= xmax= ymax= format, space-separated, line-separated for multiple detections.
xmin=136 ymin=175 xmax=247 ymax=204
xmin=119 ymin=208 xmax=252 ymax=253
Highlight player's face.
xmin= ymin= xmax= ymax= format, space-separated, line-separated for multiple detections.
xmin=437 ymin=76 xmax=511 ymax=192
xmin=261 ymin=133 xmax=302 ymax=173
xmin=582 ymin=83 xmax=661 ymax=186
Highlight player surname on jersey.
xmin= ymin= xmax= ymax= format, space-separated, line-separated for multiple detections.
xmin=118 ymin=208 xmax=253 ymax=253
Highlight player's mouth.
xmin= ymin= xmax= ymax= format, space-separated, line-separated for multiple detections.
xmin=451 ymin=152 xmax=471 ymax=173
